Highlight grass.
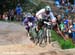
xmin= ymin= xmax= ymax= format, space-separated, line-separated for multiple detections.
xmin=30 ymin=28 xmax=75 ymax=49
xmin=51 ymin=30 xmax=75 ymax=49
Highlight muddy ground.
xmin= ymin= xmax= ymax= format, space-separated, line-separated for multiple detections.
xmin=0 ymin=21 xmax=75 ymax=55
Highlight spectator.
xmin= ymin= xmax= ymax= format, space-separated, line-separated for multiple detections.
xmin=55 ymin=0 xmax=61 ymax=8
xmin=0 ymin=14 xmax=1 ymax=19
xmin=8 ymin=9 xmax=14 ymax=21
xmin=63 ymin=16 xmax=69 ymax=27
xmin=56 ymin=15 xmax=62 ymax=25
xmin=66 ymin=0 xmax=70 ymax=6
xmin=63 ymin=24 xmax=69 ymax=39
xmin=72 ymin=19 xmax=75 ymax=43
xmin=16 ymin=3 xmax=23 ymax=21
xmin=60 ymin=20 xmax=64 ymax=31
xmin=3 ymin=12 xmax=8 ymax=21
xmin=62 ymin=16 xmax=69 ymax=39
xmin=60 ymin=0 xmax=66 ymax=6
xmin=68 ymin=19 xmax=73 ymax=38
xmin=22 ymin=12 xmax=26 ymax=21
xmin=61 ymin=13 xmax=65 ymax=19
xmin=72 ymin=5 xmax=75 ymax=13
xmin=65 ymin=7 xmax=69 ymax=15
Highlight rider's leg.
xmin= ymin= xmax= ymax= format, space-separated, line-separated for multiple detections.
xmin=39 ymin=29 xmax=44 ymax=45
xmin=35 ymin=33 xmax=39 ymax=45
xmin=44 ymin=29 xmax=47 ymax=44
xmin=35 ymin=27 xmax=39 ymax=44
xmin=25 ymin=26 xmax=30 ymax=32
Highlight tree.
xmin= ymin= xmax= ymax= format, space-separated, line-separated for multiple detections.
xmin=0 ymin=0 xmax=53 ymax=14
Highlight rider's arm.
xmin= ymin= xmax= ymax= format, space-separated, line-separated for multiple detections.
xmin=49 ymin=12 xmax=56 ymax=24
xmin=23 ymin=18 xmax=28 ymax=25
xmin=36 ymin=9 xmax=45 ymax=19
xmin=50 ymin=12 xmax=56 ymax=20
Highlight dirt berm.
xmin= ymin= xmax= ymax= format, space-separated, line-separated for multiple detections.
xmin=0 ymin=22 xmax=74 ymax=55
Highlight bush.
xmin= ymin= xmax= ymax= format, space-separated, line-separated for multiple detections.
xmin=22 ymin=1 xmax=47 ymax=13
xmin=51 ymin=30 xmax=75 ymax=49
xmin=60 ymin=40 xmax=74 ymax=49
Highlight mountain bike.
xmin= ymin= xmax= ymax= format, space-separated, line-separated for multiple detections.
xmin=39 ymin=20 xmax=52 ymax=47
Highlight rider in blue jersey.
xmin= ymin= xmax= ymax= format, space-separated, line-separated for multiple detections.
xmin=23 ymin=13 xmax=36 ymax=32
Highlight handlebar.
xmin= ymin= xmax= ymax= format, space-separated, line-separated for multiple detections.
xmin=44 ymin=21 xmax=51 ymax=25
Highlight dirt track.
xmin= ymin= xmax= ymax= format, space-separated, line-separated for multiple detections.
xmin=0 ymin=22 xmax=29 ymax=45
xmin=0 ymin=22 xmax=75 ymax=55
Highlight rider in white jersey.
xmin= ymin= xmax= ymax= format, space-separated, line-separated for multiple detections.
xmin=36 ymin=5 xmax=56 ymax=24
xmin=35 ymin=5 xmax=57 ymax=33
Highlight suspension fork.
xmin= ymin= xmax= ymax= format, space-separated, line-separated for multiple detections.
xmin=46 ymin=26 xmax=52 ymax=43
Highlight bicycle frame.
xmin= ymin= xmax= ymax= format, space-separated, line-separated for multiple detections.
xmin=43 ymin=21 xmax=52 ymax=37
xmin=39 ymin=21 xmax=52 ymax=44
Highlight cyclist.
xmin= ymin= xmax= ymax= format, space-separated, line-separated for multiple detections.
xmin=35 ymin=6 xmax=56 ymax=45
xmin=23 ymin=13 xmax=36 ymax=32
xmin=36 ymin=6 xmax=56 ymax=29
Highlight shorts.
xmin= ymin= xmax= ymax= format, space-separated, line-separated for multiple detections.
xmin=17 ymin=13 xmax=22 ymax=16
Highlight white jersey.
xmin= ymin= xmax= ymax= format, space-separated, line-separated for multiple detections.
xmin=36 ymin=8 xmax=56 ymax=20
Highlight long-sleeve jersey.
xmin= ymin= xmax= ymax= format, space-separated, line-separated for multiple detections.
xmin=36 ymin=8 xmax=56 ymax=21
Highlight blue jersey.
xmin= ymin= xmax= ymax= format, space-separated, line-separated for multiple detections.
xmin=64 ymin=19 xmax=68 ymax=26
xmin=28 ymin=17 xmax=35 ymax=22
xmin=23 ymin=17 xmax=36 ymax=24
xmin=16 ymin=7 xmax=22 ymax=15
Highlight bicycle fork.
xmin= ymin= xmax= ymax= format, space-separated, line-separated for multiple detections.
xmin=46 ymin=29 xmax=51 ymax=43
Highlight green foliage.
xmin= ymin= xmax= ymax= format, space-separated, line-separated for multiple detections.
xmin=23 ymin=1 xmax=47 ymax=13
xmin=29 ymin=28 xmax=75 ymax=49
xmin=51 ymin=30 xmax=75 ymax=49
xmin=60 ymin=40 xmax=74 ymax=49
xmin=32 ymin=2 xmax=47 ymax=13
xmin=0 ymin=0 xmax=48 ymax=13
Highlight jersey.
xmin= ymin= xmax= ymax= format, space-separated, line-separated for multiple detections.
xmin=36 ymin=8 xmax=56 ymax=21
xmin=16 ymin=6 xmax=22 ymax=15
xmin=64 ymin=19 xmax=68 ymax=26
xmin=60 ymin=23 xmax=64 ymax=31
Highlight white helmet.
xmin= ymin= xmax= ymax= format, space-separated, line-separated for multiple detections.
xmin=45 ymin=5 xmax=51 ymax=11
xmin=26 ymin=13 xmax=32 ymax=17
